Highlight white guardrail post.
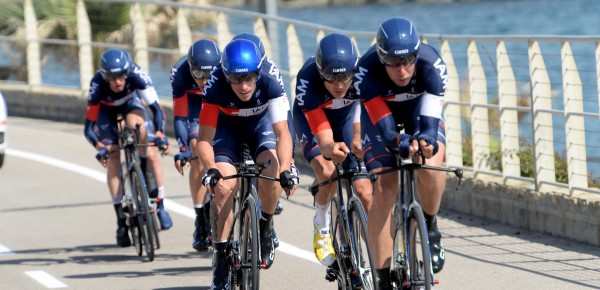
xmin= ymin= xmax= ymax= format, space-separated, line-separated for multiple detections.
xmin=528 ymin=41 xmax=556 ymax=192
xmin=440 ymin=40 xmax=463 ymax=168
xmin=467 ymin=41 xmax=491 ymax=175
xmin=77 ymin=0 xmax=94 ymax=95
xmin=496 ymin=41 xmax=521 ymax=183
xmin=24 ymin=0 xmax=41 ymax=87
xmin=560 ymin=41 xmax=588 ymax=194
xmin=130 ymin=2 xmax=150 ymax=72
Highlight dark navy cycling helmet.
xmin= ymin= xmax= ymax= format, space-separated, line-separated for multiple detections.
xmin=99 ymin=49 xmax=131 ymax=80
xmin=187 ymin=39 xmax=221 ymax=79
xmin=232 ymin=32 xmax=266 ymax=58
xmin=222 ymin=39 xmax=262 ymax=75
xmin=376 ymin=17 xmax=420 ymax=66
xmin=316 ymin=33 xmax=358 ymax=83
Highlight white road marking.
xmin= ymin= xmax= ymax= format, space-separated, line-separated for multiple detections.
xmin=7 ymin=148 xmax=318 ymax=264
xmin=24 ymin=271 xmax=68 ymax=288
xmin=0 ymin=243 xmax=14 ymax=255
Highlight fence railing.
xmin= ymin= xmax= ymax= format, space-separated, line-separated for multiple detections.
xmin=2 ymin=0 xmax=600 ymax=198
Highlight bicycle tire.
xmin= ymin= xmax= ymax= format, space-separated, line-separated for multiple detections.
xmin=391 ymin=203 xmax=407 ymax=289
xmin=150 ymin=210 xmax=161 ymax=250
xmin=348 ymin=199 xmax=376 ymax=290
xmin=330 ymin=196 xmax=351 ymax=290
xmin=128 ymin=204 xmax=143 ymax=257
xmin=407 ymin=208 xmax=432 ymax=290
xmin=132 ymin=163 xmax=155 ymax=261
xmin=239 ymin=195 xmax=260 ymax=290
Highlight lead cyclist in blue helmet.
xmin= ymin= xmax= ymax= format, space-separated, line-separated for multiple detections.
xmin=292 ymin=33 xmax=373 ymax=287
xmin=196 ymin=38 xmax=298 ymax=289
xmin=232 ymin=32 xmax=293 ymax=218
xmin=84 ymin=48 xmax=172 ymax=247
xmin=354 ymin=17 xmax=448 ymax=288
xmin=171 ymin=39 xmax=221 ymax=252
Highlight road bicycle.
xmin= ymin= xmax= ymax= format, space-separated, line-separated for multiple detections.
xmin=309 ymin=156 xmax=376 ymax=290
xmin=370 ymin=153 xmax=462 ymax=290
xmin=216 ymin=143 xmax=282 ymax=289
xmin=114 ymin=120 xmax=161 ymax=262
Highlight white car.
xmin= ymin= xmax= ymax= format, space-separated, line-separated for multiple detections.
xmin=0 ymin=91 xmax=6 ymax=168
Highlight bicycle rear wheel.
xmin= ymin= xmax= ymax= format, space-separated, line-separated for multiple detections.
xmin=407 ymin=208 xmax=432 ymax=290
xmin=330 ymin=196 xmax=351 ymax=289
xmin=348 ymin=199 xmax=375 ymax=290
xmin=239 ymin=195 xmax=260 ymax=289
xmin=132 ymin=163 xmax=155 ymax=261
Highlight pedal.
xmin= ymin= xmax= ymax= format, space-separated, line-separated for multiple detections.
xmin=325 ymin=266 xmax=338 ymax=282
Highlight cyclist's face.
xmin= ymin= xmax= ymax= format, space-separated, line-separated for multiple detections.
xmin=108 ymin=75 xmax=127 ymax=93
xmin=385 ymin=62 xmax=415 ymax=87
xmin=193 ymin=77 xmax=209 ymax=92
xmin=230 ymin=79 xmax=256 ymax=102
xmin=323 ymin=78 xmax=352 ymax=99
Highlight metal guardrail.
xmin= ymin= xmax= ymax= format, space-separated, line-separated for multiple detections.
xmin=1 ymin=0 xmax=600 ymax=198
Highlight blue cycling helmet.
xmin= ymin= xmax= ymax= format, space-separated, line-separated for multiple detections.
xmin=232 ymin=32 xmax=266 ymax=58
xmin=316 ymin=33 xmax=358 ymax=82
xmin=376 ymin=17 xmax=420 ymax=63
xmin=99 ymin=49 xmax=131 ymax=80
xmin=222 ymin=39 xmax=262 ymax=75
xmin=187 ymin=39 xmax=221 ymax=79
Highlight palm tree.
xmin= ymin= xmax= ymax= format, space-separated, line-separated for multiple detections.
xmin=0 ymin=0 xmax=215 ymax=80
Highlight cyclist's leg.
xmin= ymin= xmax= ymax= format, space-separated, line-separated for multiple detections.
xmin=97 ymin=107 xmax=130 ymax=247
xmin=251 ymin=119 xmax=281 ymax=268
xmin=210 ymin=159 xmax=238 ymax=289
xmin=143 ymin=108 xmax=173 ymax=229
xmin=189 ymin=132 xmax=211 ymax=251
xmin=361 ymin=111 xmax=398 ymax=288
xmin=409 ymin=111 xmax=448 ymax=273
xmin=294 ymin=103 xmax=337 ymax=265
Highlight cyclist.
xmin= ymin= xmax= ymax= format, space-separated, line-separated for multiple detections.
xmin=84 ymin=49 xmax=172 ymax=247
xmin=196 ymin=39 xmax=298 ymax=289
xmin=231 ymin=32 xmax=291 ymax=217
xmin=293 ymin=33 xmax=373 ymax=272
xmin=171 ymin=39 xmax=221 ymax=252
xmin=355 ymin=17 xmax=448 ymax=288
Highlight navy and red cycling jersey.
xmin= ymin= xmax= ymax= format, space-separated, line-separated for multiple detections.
xmin=295 ymin=57 xmax=360 ymax=132
xmin=170 ymin=56 xmax=205 ymax=153
xmin=355 ymin=44 xmax=447 ymax=145
xmin=84 ymin=63 xmax=165 ymax=147
xmin=293 ymin=56 xmax=360 ymax=163
xmin=199 ymin=67 xmax=290 ymax=162
xmin=199 ymin=67 xmax=289 ymax=127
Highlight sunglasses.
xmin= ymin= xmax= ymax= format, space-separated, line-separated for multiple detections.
xmin=224 ymin=71 xmax=260 ymax=84
xmin=190 ymin=68 xmax=213 ymax=80
xmin=319 ymin=71 xmax=354 ymax=83
xmin=379 ymin=52 xmax=419 ymax=67
xmin=103 ymin=73 xmax=127 ymax=81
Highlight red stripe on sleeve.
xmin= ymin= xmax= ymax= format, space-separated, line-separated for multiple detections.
xmin=363 ymin=96 xmax=392 ymax=124
xmin=173 ymin=95 xmax=189 ymax=117
xmin=199 ymin=103 xmax=219 ymax=128
xmin=85 ymin=103 xmax=100 ymax=121
xmin=304 ymin=108 xmax=331 ymax=134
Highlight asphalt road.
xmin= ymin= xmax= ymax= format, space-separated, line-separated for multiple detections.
xmin=1 ymin=117 xmax=599 ymax=290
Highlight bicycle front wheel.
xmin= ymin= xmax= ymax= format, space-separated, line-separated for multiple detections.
xmin=391 ymin=203 xmax=407 ymax=289
xmin=131 ymin=163 xmax=155 ymax=261
xmin=407 ymin=208 xmax=432 ymax=290
xmin=239 ymin=195 xmax=260 ymax=289
xmin=330 ymin=196 xmax=350 ymax=289
xmin=348 ymin=199 xmax=375 ymax=290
